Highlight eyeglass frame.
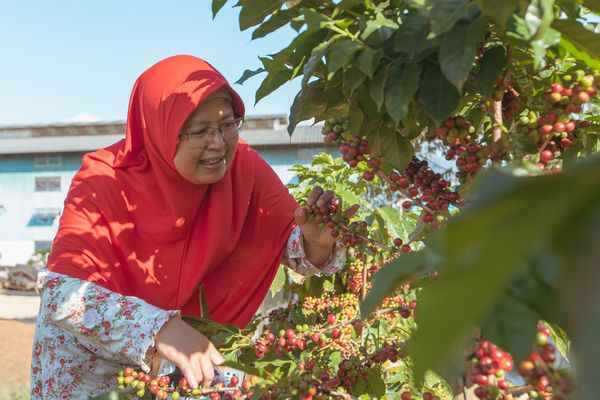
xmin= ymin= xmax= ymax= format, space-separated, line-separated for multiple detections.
xmin=178 ymin=117 xmax=244 ymax=148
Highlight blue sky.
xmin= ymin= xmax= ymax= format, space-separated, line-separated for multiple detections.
xmin=0 ymin=1 xmax=300 ymax=126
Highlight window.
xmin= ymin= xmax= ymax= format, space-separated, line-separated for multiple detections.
xmin=27 ymin=208 xmax=60 ymax=226
xmin=34 ymin=154 xmax=62 ymax=167
xmin=35 ymin=177 xmax=61 ymax=191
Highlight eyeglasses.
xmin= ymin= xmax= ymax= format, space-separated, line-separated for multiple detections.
xmin=179 ymin=117 xmax=243 ymax=149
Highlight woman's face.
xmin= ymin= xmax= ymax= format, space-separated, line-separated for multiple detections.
xmin=173 ymin=93 xmax=239 ymax=185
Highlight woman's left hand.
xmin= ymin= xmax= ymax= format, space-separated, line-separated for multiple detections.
xmin=294 ymin=186 xmax=359 ymax=267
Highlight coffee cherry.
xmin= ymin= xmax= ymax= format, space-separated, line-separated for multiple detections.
xmin=393 ymin=238 xmax=403 ymax=246
xmin=327 ymin=314 xmax=336 ymax=324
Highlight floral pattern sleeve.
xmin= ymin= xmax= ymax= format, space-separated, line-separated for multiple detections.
xmin=282 ymin=226 xmax=346 ymax=276
xmin=31 ymin=268 xmax=179 ymax=399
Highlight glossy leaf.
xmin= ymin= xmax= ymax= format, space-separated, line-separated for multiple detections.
xmin=427 ymin=0 xmax=474 ymax=37
xmin=367 ymin=121 xmax=413 ymax=171
xmin=361 ymin=10 xmax=399 ymax=46
xmin=582 ymin=0 xmax=600 ymax=14
xmin=474 ymin=0 xmax=519 ymax=29
xmin=419 ymin=63 xmax=460 ymax=124
xmin=477 ymin=46 xmax=507 ymax=98
xmin=369 ymin=66 xmax=389 ymax=111
xmin=327 ymin=38 xmax=363 ymax=78
xmin=361 ymin=251 xmax=425 ymax=317
xmin=481 ymin=294 xmax=540 ymax=364
xmin=355 ymin=47 xmax=382 ymax=78
xmin=385 ymin=63 xmax=422 ymax=124
xmin=407 ymin=157 xmax=600 ymax=383
xmin=554 ymin=19 xmax=600 ymax=69
xmin=268 ymin=265 xmax=287 ymax=296
xmin=288 ymin=82 xmax=328 ymax=134
xmin=235 ymin=67 xmax=266 ymax=85
xmin=375 ymin=206 xmax=411 ymax=242
xmin=238 ymin=0 xmax=283 ymax=30
xmin=252 ymin=9 xmax=297 ymax=39
xmin=394 ymin=12 xmax=428 ymax=60
xmin=439 ymin=17 xmax=488 ymax=90
xmin=212 ymin=0 xmax=229 ymax=18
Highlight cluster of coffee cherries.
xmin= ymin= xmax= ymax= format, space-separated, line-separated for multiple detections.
xmin=116 ymin=367 xmax=257 ymax=399
xmin=437 ymin=116 xmax=489 ymax=181
xmin=390 ymin=157 xmax=460 ymax=229
xmin=340 ymin=136 xmax=376 ymax=172
xmin=469 ymin=338 xmax=514 ymax=399
xmin=400 ymin=390 xmax=440 ymax=400
xmin=321 ymin=116 xmax=349 ymax=146
xmin=518 ymin=323 xmax=574 ymax=400
xmin=347 ymin=258 xmax=383 ymax=294
xmin=305 ymin=201 xmax=369 ymax=248
xmin=254 ymin=327 xmax=320 ymax=358
xmin=302 ymin=292 xmax=359 ymax=321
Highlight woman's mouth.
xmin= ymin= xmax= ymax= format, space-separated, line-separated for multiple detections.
xmin=199 ymin=156 xmax=225 ymax=167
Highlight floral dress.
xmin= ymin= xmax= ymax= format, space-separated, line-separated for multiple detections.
xmin=31 ymin=226 xmax=346 ymax=400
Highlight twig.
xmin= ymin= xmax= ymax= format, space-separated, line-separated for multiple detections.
xmin=361 ymin=261 xmax=368 ymax=301
xmin=490 ymin=98 xmax=505 ymax=163
xmin=338 ymin=222 xmax=402 ymax=254
xmin=507 ymin=384 xmax=534 ymax=395
xmin=328 ymin=389 xmax=360 ymax=400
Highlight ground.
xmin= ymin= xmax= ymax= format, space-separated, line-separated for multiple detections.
xmin=0 ymin=289 xmax=40 ymax=400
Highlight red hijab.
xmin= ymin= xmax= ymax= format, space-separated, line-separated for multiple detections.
xmin=47 ymin=55 xmax=298 ymax=327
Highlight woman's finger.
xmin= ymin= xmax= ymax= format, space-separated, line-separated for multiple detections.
xmin=307 ymin=186 xmax=324 ymax=205
xmin=316 ymin=190 xmax=335 ymax=207
xmin=345 ymin=204 xmax=360 ymax=218
xmin=179 ymin=363 xmax=199 ymax=390
xmin=199 ymin=356 xmax=215 ymax=388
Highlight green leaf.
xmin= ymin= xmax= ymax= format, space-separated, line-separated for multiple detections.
xmin=546 ymin=322 xmax=571 ymax=361
xmin=369 ymin=66 xmax=389 ymax=111
xmin=255 ymin=68 xmax=293 ymax=104
xmin=385 ymin=63 xmax=422 ymax=124
xmin=235 ymin=67 xmax=266 ymax=85
xmin=355 ymin=47 xmax=382 ymax=78
xmin=269 ymin=266 xmax=286 ymax=296
xmin=477 ymin=46 xmax=507 ymax=98
xmin=375 ymin=206 xmax=412 ymax=241
xmin=366 ymin=367 xmax=387 ymax=397
xmin=361 ymin=252 xmax=425 ymax=316
xmin=439 ymin=17 xmax=488 ymax=90
xmin=367 ymin=121 xmax=414 ymax=171
xmin=252 ymin=9 xmax=297 ymax=39
xmin=582 ymin=0 xmax=600 ymax=14
xmin=221 ymin=360 xmax=263 ymax=377
xmin=301 ymin=42 xmax=331 ymax=87
xmin=327 ymin=38 xmax=363 ymax=78
xmin=198 ymin=283 xmax=211 ymax=319
xmin=92 ymin=392 xmax=131 ymax=400
xmin=395 ymin=12 xmax=428 ymax=60
xmin=475 ymin=0 xmax=519 ymax=29
xmin=212 ymin=0 xmax=228 ymax=18
xmin=361 ymin=10 xmax=399 ymax=46
xmin=554 ymin=19 xmax=600 ymax=69
xmin=418 ymin=63 xmax=460 ymax=124
xmin=481 ymin=294 xmax=540 ymax=364
xmin=427 ymin=0 xmax=474 ymax=37
xmin=288 ymin=82 xmax=328 ymax=134
xmin=407 ymin=158 xmax=600 ymax=383
xmin=237 ymin=0 xmax=283 ymax=31
xmin=346 ymin=66 xmax=367 ymax=94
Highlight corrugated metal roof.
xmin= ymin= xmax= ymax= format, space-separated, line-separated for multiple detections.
xmin=0 ymin=135 xmax=125 ymax=154
xmin=0 ymin=123 xmax=326 ymax=154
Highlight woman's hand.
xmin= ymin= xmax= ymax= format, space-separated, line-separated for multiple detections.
xmin=294 ymin=186 xmax=359 ymax=267
xmin=154 ymin=315 xmax=224 ymax=389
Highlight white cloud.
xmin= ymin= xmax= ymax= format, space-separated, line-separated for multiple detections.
xmin=60 ymin=113 xmax=102 ymax=123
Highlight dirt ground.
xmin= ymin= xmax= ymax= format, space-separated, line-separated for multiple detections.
xmin=0 ymin=290 xmax=40 ymax=399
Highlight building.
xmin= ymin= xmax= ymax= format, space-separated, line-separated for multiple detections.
xmin=0 ymin=116 xmax=336 ymax=265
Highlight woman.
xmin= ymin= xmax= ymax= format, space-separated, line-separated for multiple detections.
xmin=31 ymin=55 xmax=354 ymax=399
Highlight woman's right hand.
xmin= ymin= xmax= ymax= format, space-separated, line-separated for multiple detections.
xmin=154 ymin=315 xmax=224 ymax=389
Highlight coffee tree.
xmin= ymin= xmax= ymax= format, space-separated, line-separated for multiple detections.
xmin=98 ymin=1 xmax=600 ymax=399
